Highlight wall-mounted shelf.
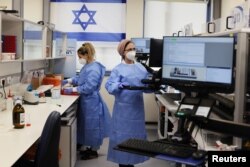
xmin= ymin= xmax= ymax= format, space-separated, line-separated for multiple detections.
xmin=200 ymin=28 xmax=250 ymax=37
xmin=0 ymin=11 xmax=67 ymax=64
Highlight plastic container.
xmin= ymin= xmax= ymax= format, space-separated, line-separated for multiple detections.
xmin=6 ymin=96 xmax=13 ymax=111
xmin=1 ymin=53 xmax=16 ymax=60
xmin=0 ymin=99 xmax=6 ymax=111
xmin=51 ymin=88 xmax=61 ymax=99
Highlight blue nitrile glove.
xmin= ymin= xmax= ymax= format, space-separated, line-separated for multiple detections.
xmin=63 ymin=88 xmax=73 ymax=94
xmin=63 ymin=87 xmax=77 ymax=94
xmin=118 ymin=82 xmax=129 ymax=89
xmin=61 ymin=79 xmax=68 ymax=86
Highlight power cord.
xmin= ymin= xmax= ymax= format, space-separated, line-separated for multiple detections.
xmin=2 ymin=79 xmax=6 ymax=99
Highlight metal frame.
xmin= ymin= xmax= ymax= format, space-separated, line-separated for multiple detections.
xmin=202 ymin=29 xmax=250 ymax=148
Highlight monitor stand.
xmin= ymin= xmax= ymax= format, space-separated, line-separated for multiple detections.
xmin=171 ymin=94 xmax=215 ymax=144
xmin=171 ymin=117 xmax=191 ymax=143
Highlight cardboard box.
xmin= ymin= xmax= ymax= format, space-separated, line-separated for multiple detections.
xmin=42 ymin=74 xmax=63 ymax=87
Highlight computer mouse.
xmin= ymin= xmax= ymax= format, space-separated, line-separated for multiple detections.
xmin=192 ymin=150 xmax=207 ymax=160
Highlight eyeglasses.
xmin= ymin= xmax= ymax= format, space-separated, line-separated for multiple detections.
xmin=125 ymin=48 xmax=136 ymax=52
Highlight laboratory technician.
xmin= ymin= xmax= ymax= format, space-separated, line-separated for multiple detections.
xmin=105 ymin=39 xmax=151 ymax=167
xmin=62 ymin=43 xmax=111 ymax=160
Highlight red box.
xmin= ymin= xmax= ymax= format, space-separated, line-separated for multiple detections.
xmin=2 ymin=35 xmax=16 ymax=53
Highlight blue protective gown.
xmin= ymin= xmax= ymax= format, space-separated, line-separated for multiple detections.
xmin=71 ymin=61 xmax=111 ymax=148
xmin=105 ymin=62 xmax=150 ymax=165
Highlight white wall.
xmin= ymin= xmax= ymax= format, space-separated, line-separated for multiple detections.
xmin=0 ymin=0 xmax=42 ymax=22
xmin=126 ymin=0 xmax=144 ymax=38
xmin=221 ymin=0 xmax=245 ymax=18
xmin=144 ymin=1 xmax=169 ymax=38
xmin=144 ymin=1 xmax=207 ymax=37
xmin=0 ymin=0 xmax=12 ymax=9
xmin=23 ymin=0 xmax=43 ymax=22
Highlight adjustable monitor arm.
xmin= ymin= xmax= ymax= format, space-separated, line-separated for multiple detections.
xmin=141 ymin=63 xmax=156 ymax=75
xmin=119 ymin=63 xmax=162 ymax=91
xmin=171 ymin=114 xmax=192 ymax=143
xmin=141 ymin=63 xmax=162 ymax=90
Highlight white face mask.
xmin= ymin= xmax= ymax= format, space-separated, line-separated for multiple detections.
xmin=78 ymin=58 xmax=87 ymax=65
xmin=126 ymin=51 xmax=136 ymax=61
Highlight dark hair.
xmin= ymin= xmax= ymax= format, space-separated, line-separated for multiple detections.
xmin=77 ymin=46 xmax=88 ymax=55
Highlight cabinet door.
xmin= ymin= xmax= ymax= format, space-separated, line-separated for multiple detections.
xmin=1 ymin=12 xmax=23 ymax=61
xmin=52 ymin=30 xmax=67 ymax=58
xmin=23 ymin=21 xmax=44 ymax=60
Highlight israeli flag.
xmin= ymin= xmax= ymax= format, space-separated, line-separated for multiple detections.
xmin=50 ymin=0 xmax=126 ymax=42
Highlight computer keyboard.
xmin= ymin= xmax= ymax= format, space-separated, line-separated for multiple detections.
xmin=117 ymin=138 xmax=196 ymax=158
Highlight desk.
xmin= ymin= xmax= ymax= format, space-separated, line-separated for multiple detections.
xmin=0 ymin=95 xmax=79 ymax=167
xmin=155 ymin=94 xmax=179 ymax=138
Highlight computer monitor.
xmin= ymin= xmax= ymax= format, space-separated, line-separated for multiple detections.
xmin=131 ymin=38 xmax=151 ymax=55
xmin=149 ymin=38 xmax=163 ymax=68
xmin=161 ymin=36 xmax=235 ymax=94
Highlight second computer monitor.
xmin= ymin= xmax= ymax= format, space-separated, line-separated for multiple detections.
xmin=161 ymin=36 xmax=235 ymax=94
xmin=131 ymin=37 xmax=151 ymax=55
xmin=149 ymin=38 xmax=163 ymax=68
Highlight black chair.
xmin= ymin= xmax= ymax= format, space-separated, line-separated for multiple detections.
xmin=13 ymin=111 xmax=61 ymax=167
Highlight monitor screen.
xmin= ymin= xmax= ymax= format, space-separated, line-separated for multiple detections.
xmin=131 ymin=38 xmax=151 ymax=54
xmin=161 ymin=36 xmax=235 ymax=94
xmin=149 ymin=38 xmax=163 ymax=67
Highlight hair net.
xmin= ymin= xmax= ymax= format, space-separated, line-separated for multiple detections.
xmin=117 ymin=39 xmax=132 ymax=56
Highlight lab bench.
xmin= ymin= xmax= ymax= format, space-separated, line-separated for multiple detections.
xmin=0 ymin=95 xmax=79 ymax=167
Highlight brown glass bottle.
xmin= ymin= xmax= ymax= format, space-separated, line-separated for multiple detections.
xmin=12 ymin=100 xmax=25 ymax=129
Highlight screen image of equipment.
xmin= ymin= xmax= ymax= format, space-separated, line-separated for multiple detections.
xmin=149 ymin=38 xmax=163 ymax=68
xmin=131 ymin=38 xmax=151 ymax=54
xmin=161 ymin=36 xmax=235 ymax=94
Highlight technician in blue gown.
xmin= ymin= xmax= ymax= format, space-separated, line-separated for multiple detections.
xmin=105 ymin=39 xmax=151 ymax=167
xmin=62 ymin=43 xmax=111 ymax=160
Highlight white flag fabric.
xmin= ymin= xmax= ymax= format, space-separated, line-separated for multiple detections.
xmin=50 ymin=0 xmax=126 ymax=42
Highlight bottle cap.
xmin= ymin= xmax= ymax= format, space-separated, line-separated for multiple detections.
xmin=14 ymin=99 xmax=22 ymax=105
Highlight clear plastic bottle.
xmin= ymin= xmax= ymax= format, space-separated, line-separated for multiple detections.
xmin=12 ymin=99 xmax=25 ymax=129
xmin=6 ymin=97 xmax=13 ymax=111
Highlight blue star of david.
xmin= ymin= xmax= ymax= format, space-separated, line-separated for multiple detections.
xmin=72 ymin=4 xmax=97 ymax=30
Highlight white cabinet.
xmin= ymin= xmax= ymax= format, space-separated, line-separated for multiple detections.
xmin=52 ymin=30 xmax=67 ymax=58
xmin=60 ymin=117 xmax=77 ymax=167
xmin=59 ymin=103 xmax=77 ymax=167
xmin=0 ymin=12 xmax=23 ymax=62
xmin=23 ymin=21 xmax=44 ymax=60
xmin=0 ymin=11 xmax=67 ymax=63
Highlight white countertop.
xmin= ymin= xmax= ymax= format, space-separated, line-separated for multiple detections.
xmin=0 ymin=95 xmax=79 ymax=167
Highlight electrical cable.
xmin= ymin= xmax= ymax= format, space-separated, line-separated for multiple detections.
xmin=2 ymin=80 xmax=6 ymax=99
